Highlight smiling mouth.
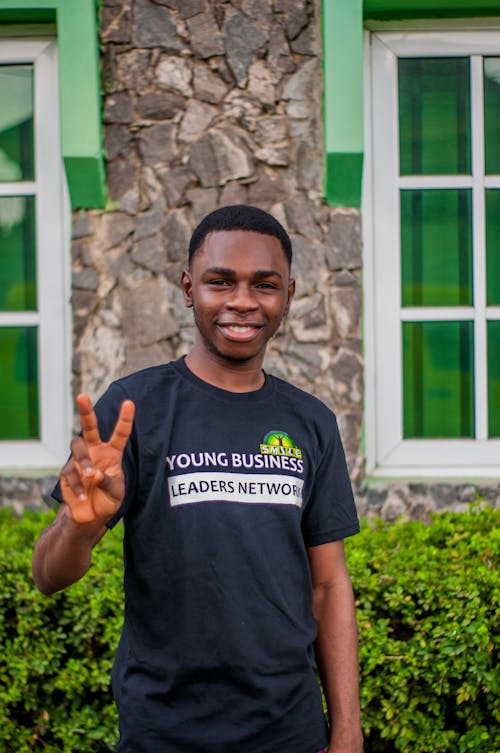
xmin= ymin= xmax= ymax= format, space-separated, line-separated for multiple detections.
xmin=218 ymin=323 xmax=263 ymax=341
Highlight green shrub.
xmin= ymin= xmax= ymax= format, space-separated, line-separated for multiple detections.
xmin=0 ymin=505 xmax=498 ymax=752
xmin=346 ymin=505 xmax=499 ymax=753
xmin=0 ymin=509 xmax=123 ymax=753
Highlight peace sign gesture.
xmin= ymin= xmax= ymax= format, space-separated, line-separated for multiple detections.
xmin=60 ymin=394 xmax=135 ymax=525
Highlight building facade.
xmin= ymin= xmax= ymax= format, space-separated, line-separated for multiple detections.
xmin=0 ymin=0 xmax=499 ymax=519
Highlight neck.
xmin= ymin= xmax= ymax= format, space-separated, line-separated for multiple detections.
xmin=184 ymin=347 xmax=266 ymax=393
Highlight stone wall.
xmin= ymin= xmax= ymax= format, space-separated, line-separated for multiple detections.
xmin=75 ymin=0 xmax=365 ymax=481
xmin=1 ymin=0 xmax=498 ymax=520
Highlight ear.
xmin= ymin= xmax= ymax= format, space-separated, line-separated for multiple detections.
xmin=181 ymin=268 xmax=193 ymax=308
xmin=284 ymin=277 xmax=295 ymax=316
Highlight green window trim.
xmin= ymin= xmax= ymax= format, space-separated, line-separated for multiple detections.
xmin=322 ymin=0 xmax=364 ymax=207
xmin=0 ymin=0 xmax=105 ymax=208
xmin=364 ymin=1 xmax=500 ymax=19
xmin=322 ymin=0 xmax=500 ymax=208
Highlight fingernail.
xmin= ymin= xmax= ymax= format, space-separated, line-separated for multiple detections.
xmin=79 ymin=493 xmax=87 ymax=501
xmin=84 ymin=467 xmax=93 ymax=476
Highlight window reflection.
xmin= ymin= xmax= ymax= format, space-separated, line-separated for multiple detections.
xmin=0 ymin=65 xmax=34 ymax=181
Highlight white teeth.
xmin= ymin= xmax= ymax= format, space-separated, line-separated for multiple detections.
xmin=229 ymin=326 xmax=253 ymax=332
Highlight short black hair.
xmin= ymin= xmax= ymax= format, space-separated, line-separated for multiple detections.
xmin=188 ymin=204 xmax=292 ymax=267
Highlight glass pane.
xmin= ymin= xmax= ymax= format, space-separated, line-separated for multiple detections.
xmin=401 ymin=189 xmax=472 ymax=306
xmin=484 ymin=58 xmax=500 ymax=175
xmin=488 ymin=321 xmax=500 ymax=438
xmin=402 ymin=321 xmax=474 ymax=438
xmin=0 ymin=65 xmax=34 ymax=181
xmin=486 ymin=190 xmax=500 ymax=306
xmin=0 ymin=196 xmax=37 ymax=311
xmin=399 ymin=58 xmax=471 ymax=175
xmin=0 ymin=327 xmax=39 ymax=440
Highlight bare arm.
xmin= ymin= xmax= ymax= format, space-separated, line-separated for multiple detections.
xmin=32 ymin=394 xmax=135 ymax=595
xmin=307 ymin=540 xmax=363 ymax=753
xmin=32 ymin=502 xmax=107 ymax=594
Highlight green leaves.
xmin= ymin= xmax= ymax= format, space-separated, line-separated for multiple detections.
xmin=0 ymin=509 xmax=122 ymax=752
xmin=0 ymin=506 xmax=498 ymax=752
xmin=346 ymin=505 xmax=499 ymax=753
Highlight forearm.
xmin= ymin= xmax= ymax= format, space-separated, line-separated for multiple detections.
xmin=32 ymin=504 xmax=107 ymax=595
xmin=313 ymin=576 xmax=362 ymax=751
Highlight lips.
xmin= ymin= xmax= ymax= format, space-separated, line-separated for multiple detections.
xmin=217 ymin=323 xmax=264 ymax=341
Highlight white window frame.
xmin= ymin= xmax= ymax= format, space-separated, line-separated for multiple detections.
xmin=364 ymin=28 xmax=500 ymax=479
xmin=0 ymin=38 xmax=71 ymax=470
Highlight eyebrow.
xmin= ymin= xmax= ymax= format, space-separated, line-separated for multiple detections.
xmin=203 ymin=267 xmax=284 ymax=280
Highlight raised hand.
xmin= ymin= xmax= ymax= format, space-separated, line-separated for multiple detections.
xmin=60 ymin=394 xmax=135 ymax=525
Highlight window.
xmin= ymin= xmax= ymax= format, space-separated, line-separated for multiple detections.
xmin=0 ymin=38 xmax=70 ymax=469
xmin=365 ymin=28 xmax=500 ymax=477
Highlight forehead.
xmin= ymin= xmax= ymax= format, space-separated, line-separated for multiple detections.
xmin=192 ymin=230 xmax=289 ymax=272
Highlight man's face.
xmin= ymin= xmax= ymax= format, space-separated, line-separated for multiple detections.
xmin=182 ymin=230 xmax=295 ymax=366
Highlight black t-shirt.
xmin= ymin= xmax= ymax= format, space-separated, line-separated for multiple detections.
xmin=56 ymin=358 xmax=359 ymax=753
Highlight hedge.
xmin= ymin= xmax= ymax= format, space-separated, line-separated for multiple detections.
xmin=346 ymin=505 xmax=499 ymax=753
xmin=0 ymin=505 xmax=498 ymax=753
xmin=0 ymin=509 xmax=122 ymax=753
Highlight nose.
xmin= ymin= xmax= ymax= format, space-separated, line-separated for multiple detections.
xmin=226 ymin=282 xmax=259 ymax=312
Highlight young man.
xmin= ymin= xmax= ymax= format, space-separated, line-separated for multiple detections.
xmin=33 ymin=205 xmax=363 ymax=753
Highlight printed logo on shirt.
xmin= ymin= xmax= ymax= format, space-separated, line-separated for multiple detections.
xmin=260 ymin=430 xmax=303 ymax=459
xmin=165 ymin=431 xmax=305 ymax=508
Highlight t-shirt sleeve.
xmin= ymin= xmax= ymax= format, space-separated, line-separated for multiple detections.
xmin=301 ymin=415 xmax=360 ymax=547
xmin=51 ymin=381 xmax=137 ymax=528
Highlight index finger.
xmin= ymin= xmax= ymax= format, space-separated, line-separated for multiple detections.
xmin=108 ymin=400 xmax=135 ymax=453
xmin=76 ymin=393 xmax=102 ymax=446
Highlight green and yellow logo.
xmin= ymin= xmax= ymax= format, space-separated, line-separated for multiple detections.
xmin=260 ymin=431 xmax=303 ymax=459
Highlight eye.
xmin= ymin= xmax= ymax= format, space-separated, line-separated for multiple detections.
xmin=208 ymin=279 xmax=231 ymax=287
xmin=256 ymin=281 xmax=278 ymax=290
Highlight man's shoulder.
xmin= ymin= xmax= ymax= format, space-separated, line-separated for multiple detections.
xmin=271 ymin=374 xmax=337 ymax=420
xmin=103 ymin=360 xmax=180 ymax=402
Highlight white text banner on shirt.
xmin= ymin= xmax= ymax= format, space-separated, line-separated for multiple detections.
xmin=168 ymin=472 xmax=303 ymax=507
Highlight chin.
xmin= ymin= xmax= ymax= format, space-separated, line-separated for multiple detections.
xmin=198 ymin=331 xmax=267 ymax=365
xmin=214 ymin=344 xmax=264 ymax=364
xmin=219 ymin=350 xmax=260 ymax=364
